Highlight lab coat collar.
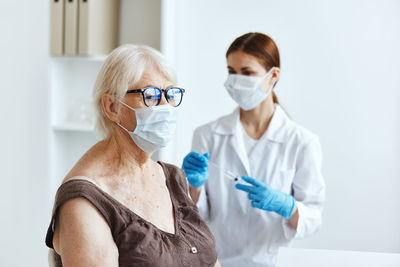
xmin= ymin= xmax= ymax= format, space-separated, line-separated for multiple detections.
xmin=213 ymin=104 xmax=290 ymax=143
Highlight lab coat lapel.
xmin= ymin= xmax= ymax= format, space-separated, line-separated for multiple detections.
xmin=219 ymin=105 xmax=290 ymax=177
xmin=213 ymin=108 xmax=254 ymax=215
xmin=229 ymin=110 xmax=251 ymax=177
xmin=230 ymin=126 xmax=251 ymax=177
xmin=214 ymin=108 xmax=251 ymax=176
xmin=229 ymin=113 xmax=252 ymax=215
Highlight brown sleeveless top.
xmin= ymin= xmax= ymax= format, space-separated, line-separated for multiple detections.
xmin=45 ymin=162 xmax=218 ymax=267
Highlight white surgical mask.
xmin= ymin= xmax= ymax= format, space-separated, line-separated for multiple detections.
xmin=224 ymin=67 xmax=275 ymax=111
xmin=117 ymin=101 xmax=178 ymax=154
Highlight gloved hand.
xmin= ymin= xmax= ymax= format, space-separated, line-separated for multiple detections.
xmin=235 ymin=176 xmax=296 ymax=219
xmin=182 ymin=151 xmax=210 ymax=188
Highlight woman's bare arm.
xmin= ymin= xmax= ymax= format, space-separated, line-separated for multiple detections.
xmin=189 ymin=185 xmax=201 ymax=204
xmin=53 ymin=198 xmax=119 ymax=267
xmin=289 ymin=203 xmax=299 ymax=229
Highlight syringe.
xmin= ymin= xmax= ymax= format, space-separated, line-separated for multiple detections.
xmin=208 ymin=161 xmax=241 ymax=182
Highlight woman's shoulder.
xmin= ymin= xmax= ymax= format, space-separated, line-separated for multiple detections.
xmin=63 ymin=141 xmax=109 ymax=184
xmin=158 ymin=162 xmax=190 ymax=198
xmin=276 ymin=106 xmax=319 ymax=145
xmin=52 ymin=179 xmax=113 ymax=218
xmin=278 ymin=121 xmax=320 ymax=154
xmin=46 ymin=177 xmax=126 ymax=251
xmin=289 ymin=121 xmax=319 ymax=144
xmin=49 ymin=191 xmax=118 ymax=263
xmin=159 ymin=161 xmax=186 ymax=184
xmin=193 ymin=119 xmax=218 ymax=135
xmin=194 ymin=108 xmax=238 ymax=136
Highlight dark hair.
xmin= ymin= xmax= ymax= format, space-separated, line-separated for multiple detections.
xmin=226 ymin=32 xmax=281 ymax=104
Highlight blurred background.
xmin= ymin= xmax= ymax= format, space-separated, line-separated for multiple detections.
xmin=0 ymin=0 xmax=399 ymax=266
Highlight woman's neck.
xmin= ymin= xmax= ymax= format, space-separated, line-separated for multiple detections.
xmin=240 ymin=96 xmax=276 ymax=139
xmin=105 ymin=127 xmax=152 ymax=171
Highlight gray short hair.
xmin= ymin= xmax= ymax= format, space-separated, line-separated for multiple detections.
xmin=93 ymin=44 xmax=177 ymax=138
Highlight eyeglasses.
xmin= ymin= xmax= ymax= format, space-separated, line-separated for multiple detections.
xmin=126 ymin=87 xmax=185 ymax=107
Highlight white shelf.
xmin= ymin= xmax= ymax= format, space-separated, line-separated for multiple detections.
xmin=52 ymin=122 xmax=94 ymax=132
xmin=50 ymin=55 xmax=107 ymax=63
xmin=49 ymin=0 xmax=176 ymax=195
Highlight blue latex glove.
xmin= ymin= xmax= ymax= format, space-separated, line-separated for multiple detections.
xmin=235 ymin=176 xmax=296 ymax=219
xmin=182 ymin=151 xmax=210 ymax=187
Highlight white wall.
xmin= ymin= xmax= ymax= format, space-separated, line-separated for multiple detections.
xmin=171 ymin=0 xmax=400 ymax=253
xmin=0 ymin=0 xmax=50 ymax=266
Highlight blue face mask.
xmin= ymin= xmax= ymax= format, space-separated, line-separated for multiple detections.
xmin=117 ymin=101 xmax=178 ymax=154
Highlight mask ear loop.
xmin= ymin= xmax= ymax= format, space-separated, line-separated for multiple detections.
xmin=259 ymin=67 xmax=276 ymax=83
xmin=261 ymin=67 xmax=277 ymax=94
xmin=268 ymin=67 xmax=279 ymax=89
xmin=116 ymin=122 xmax=132 ymax=134
xmin=116 ymin=99 xmax=137 ymax=134
xmin=266 ymin=66 xmax=276 ymax=78
xmin=118 ymin=99 xmax=137 ymax=112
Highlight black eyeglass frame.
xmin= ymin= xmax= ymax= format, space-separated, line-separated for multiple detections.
xmin=126 ymin=86 xmax=185 ymax=107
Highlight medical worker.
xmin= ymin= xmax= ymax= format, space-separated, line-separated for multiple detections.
xmin=182 ymin=32 xmax=325 ymax=267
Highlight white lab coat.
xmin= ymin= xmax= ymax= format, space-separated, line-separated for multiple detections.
xmin=191 ymin=105 xmax=325 ymax=267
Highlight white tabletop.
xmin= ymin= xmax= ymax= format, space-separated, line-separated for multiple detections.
xmin=276 ymin=247 xmax=400 ymax=267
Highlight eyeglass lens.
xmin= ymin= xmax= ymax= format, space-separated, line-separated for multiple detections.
xmin=143 ymin=87 xmax=183 ymax=107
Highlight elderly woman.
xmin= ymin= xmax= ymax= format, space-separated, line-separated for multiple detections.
xmin=45 ymin=44 xmax=220 ymax=267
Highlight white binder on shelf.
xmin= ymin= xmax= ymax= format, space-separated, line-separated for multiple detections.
xmin=64 ymin=0 xmax=79 ymax=55
xmin=50 ymin=0 xmax=65 ymax=55
xmin=78 ymin=0 xmax=120 ymax=56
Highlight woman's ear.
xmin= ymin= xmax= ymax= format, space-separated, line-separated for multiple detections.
xmin=101 ymin=93 xmax=120 ymax=123
xmin=271 ymin=67 xmax=280 ymax=84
